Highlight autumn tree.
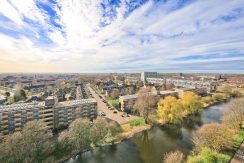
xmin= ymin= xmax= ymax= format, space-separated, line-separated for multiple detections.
xmin=223 ymin=98 xmax=244 ymax=130
xmin=220 ymin=84 xmax=232 ymax=95
xmin=212 ymin=93 xmax=225 ymax=102
xmin=181 ymin=91 xmax=203 ymax=114
xmin=134 ymin=87 xmax=157 ymax=124
xmin=193 ymin=123 xmax=234 ymax=152
xmin=157 ymin=96 xmax=184 ymax=124
xmin=163 ymin=150 xmax=184 ymax=163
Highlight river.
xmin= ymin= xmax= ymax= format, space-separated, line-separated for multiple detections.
xmin=65 ymin=100 xmax=230 ymax=163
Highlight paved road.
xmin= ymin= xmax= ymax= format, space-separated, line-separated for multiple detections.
xmin=87 ymin=84 xmax=139 ymax=124
xmin=231 ymin=142 xmax=244 ymax=163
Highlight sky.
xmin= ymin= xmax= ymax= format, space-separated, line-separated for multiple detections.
xmin=0 ymin=0 xmax=244 ymax=73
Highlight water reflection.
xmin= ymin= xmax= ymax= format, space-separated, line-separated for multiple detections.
xmin=66 ymin=101 xmax=230 ymax=163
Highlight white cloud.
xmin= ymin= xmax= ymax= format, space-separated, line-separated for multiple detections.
xmin=0 ymin=0 xmax=244 ymax=72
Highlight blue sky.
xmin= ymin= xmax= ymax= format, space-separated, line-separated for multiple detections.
xmin=0 ymin=0 xmax=244 ymax=73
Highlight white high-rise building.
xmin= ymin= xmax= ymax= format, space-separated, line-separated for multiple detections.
xmin=141 ymin=72 xmax=158 ymax=82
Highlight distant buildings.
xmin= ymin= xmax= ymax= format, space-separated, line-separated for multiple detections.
xmin=141 ymin=72 xmax=159 ymax=82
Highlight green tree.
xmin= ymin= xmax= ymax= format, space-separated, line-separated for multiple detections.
xmin=13 ymin=84 xmax=27 ymax=102
xmin=21 ymin=121 xmax=53 ymax=162
xmin=0 ymin=132 xmax=25 ymax=163
xmin=0 ymin=120 xmax=52 ymax=163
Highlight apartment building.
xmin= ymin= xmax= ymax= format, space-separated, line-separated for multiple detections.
xmin=141 ymin=72 xmax=159 ymax=82
xmin=0 ymin=98 xmax=97 ymax=135
xmin=119 ymin=91 xmax=158 ymax=112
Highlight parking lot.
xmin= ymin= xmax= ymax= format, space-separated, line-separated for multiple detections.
xmin=87 ymin=84 xmax=139 ymax=124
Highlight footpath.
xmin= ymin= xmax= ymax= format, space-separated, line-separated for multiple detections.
xmin=231 ymin=142 xmax=244 ymax=163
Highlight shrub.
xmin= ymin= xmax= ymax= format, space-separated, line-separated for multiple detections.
xmin=187 ymin=147 xmax=229 ymax=163
xmin=163 ymin=150 xmax=184 ymax=163
xmin=193 ymin=123 xmax=234 ymax=152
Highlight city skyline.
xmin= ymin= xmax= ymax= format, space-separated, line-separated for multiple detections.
xmin=0 ymin=0 xmax=244 ymax=73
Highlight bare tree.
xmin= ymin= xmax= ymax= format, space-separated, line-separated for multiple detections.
xmin=110 ymin=88 xmax=119 ymax=99
xmin=223 ymin=98 xmax=244 ymax=130
xmin=163 ymin=150 xmax=184 ymax=163
xmin=134 ymin=87 xmax=157 ymax=124
xmin=193 ymin=123 xmax=234 ymax=152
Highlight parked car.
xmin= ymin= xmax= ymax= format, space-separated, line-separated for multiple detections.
xmin=113 ymin=111 xmax=118 ymax=114
xmin=99 ymin=111 xmax=106 ymax=116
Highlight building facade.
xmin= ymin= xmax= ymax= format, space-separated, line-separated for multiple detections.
xmin=0 ymin=98 xmax=97 ymax=135
xmin=141 ymin=72 xmax=159 ymax=82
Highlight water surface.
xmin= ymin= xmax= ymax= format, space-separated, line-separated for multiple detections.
xmin=66 ymin=101 xmax=229 ymax=163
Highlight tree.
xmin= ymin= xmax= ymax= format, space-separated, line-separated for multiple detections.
xmin=124 ymin=86 xmax=135 ymax=95
xmin=5 ymin=91 xmax=10 ymax=97
xmin=220 ymin=84 xmax=232 ymax=95
xmin=7 ymin=96 xmax=15 ymax=105
xmin=157 ymin=96 xmax=184 ymax=124
xmin=187 ymin=147 xmax=229 ymax=163
xmin=201 ymin=96 xmax=213 ymax=105
xmin=181 ymin=91 xmax=203 ymax=114
xmin=21 ymin=121 xmax=53 ymax=162
xmin=0 ymin=120 xmax=53 ymax=163
xmin=90 ymin=118 xmax=110 ymax=146
xmin=165 ymin=83 xmax=175 ymax=90
xmin=134 ymin=87 xmax=156 ymax=124
xmin=223 ymin=98 xmax=244 ymax=130
xmin=68 ymin=118 xmax=92 ymax=152
xmin=110 ymin=88 xmax=119 ymax=99
xmin=0 ymin=132 xmax=25 ymax=162
xmin=212 ymin=93 xmax=224 ymax=102
xmin=193 ymin=123 xmax=234 ymax=152
xmin=13 ymin=84 xmax=26 ymax=102
xmin=163 ymin=150 xmax=184 ymax=163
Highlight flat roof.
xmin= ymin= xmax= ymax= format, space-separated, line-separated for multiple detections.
xmin=0 ymin=98 xmax=97 ymax=112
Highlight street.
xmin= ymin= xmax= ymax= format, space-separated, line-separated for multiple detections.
xmin=87 ymin=84 xmax=139 ymax=124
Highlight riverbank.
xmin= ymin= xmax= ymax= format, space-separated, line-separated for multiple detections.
xmin=229 ymin=129 xmax=244 ymax=162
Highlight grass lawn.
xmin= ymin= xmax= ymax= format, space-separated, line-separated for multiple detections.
xmin=124 ymin=117 xmax=146 ymax=127
xmin=108 ymin=99 xmax=120 ymax=109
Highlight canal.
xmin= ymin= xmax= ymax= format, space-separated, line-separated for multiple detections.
xmin=66 ymin=100 xmax=230 ymax=163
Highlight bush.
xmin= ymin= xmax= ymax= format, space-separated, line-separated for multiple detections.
xmin=212 ymin=94 xmax=224 ymax=102
xmin=163 ymin=150 xmax=184 ymax=163
xmin=187 ymin=147 xmax=229 ymax=163
xmin=193 ymin=123 xmax=234 ymax=152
